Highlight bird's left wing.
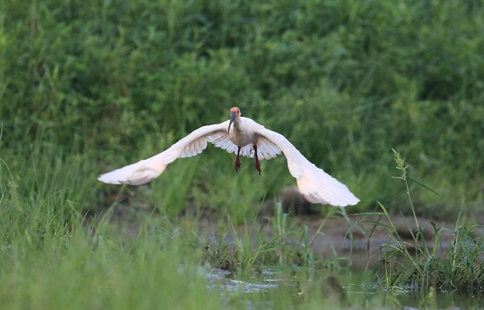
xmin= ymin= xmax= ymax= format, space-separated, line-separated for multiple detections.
xmin=256 ymin=127 xmax=360 ymax=207
xmin=98 ymin=123 xmax=227 ymax=185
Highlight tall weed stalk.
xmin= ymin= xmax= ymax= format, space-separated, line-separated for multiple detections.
xmin=373 ymin=149 xmax=484 ymax=294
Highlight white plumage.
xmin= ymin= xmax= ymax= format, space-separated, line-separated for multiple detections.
xmin=98 ymin=107 xmax=360 ymax=207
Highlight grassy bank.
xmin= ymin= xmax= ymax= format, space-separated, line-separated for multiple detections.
xmin=0 ymin=156 xmax=221 ymax=309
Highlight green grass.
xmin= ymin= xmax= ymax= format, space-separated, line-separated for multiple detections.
xmin=371 ymin=150 xmax=484 ymax=294
xmin=0 ymin=231 xmax=223 ymax=309
xmin=0 ymin=153 xmax=223 ymax=309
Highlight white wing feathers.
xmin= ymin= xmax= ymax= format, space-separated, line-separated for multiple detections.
xmin=98 ymin=118 xmax=359 ymax=207
xmin=98 ymin=123 xmax=226 ymax=185
xmin=211 ymin=136 xmax=281 ymax=160
xmin=97 ymin=152 xmax=166 ymax=186
xmin=256 ymin=128 xmax=360 ymax=207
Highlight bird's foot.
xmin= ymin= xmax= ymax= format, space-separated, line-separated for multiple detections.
xmin=253 ymin=144 xmax=261 ymax=175
xmin=235 ymin=147 xmax=242 ymax=173
xmin=255 ymin=159 xmax=261 ymax=175
xmin=235 ymin=159 xmax=241 ymax=172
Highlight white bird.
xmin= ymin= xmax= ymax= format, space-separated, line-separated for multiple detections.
xmin=98 ymin=107 xmax=360 ymax=207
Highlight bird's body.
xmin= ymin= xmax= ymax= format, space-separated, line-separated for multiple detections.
xmin=99 ymin=107 xmax=360 ymax=207
xmin=228 ymin=117 xmax=260 ymax=146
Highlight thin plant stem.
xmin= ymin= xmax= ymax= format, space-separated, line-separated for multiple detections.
xmin=308 ymin=208 xmax=336 ymax=248
xmin=391 ymin=149 xmax=419 ymax=230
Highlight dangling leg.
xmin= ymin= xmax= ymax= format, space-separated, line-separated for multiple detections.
xmin=235 ymin=147 xmax=241 ymax=172
xmin=253 ymin=144 xmax=261 ymax=174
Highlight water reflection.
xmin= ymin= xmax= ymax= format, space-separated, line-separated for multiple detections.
xmin=203 ymin=267 xmax=483 ymax=309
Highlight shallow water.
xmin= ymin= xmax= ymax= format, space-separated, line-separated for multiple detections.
xmin=204 ymin=267 xmax=484 ymax=309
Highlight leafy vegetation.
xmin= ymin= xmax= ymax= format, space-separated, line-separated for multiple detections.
xmin=2 ymin=0 xmax=483 ymax=217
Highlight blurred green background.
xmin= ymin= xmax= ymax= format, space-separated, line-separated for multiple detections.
xmin=2 ymin=0 xmax=483 ymax=219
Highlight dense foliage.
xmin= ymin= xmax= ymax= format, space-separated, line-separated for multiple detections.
xmin=2 ymin=0 xmax=483 ymax=215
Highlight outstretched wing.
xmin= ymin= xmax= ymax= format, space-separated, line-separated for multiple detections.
xmin=98 ymin=119 xmax=281 ymax=185
xmin=255 ymin=128 xmax=360 ymax=207
xmin=98 ymin=123 xmax=228 ymax=185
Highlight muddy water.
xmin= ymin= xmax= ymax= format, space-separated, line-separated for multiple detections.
xmin=204 ymin=267 xmax=483 ymax=309
xmin=195 ymin=213 xmax=484 ymax=308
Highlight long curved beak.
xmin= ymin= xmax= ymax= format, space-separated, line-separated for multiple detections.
xmin=228 ymin=111 xmax=236 ymax=134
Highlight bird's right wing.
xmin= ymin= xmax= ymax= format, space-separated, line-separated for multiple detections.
xmin=257 ymin=128 xmax=360 ymax=207
xmin=98 ymin=123 xmax=227 ymax=185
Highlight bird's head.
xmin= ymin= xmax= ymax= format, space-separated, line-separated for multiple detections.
xmin=228 ymin=107 xmax=241 ymax=134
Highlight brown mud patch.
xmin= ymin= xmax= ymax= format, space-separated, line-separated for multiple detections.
xmin=196 ymin=214 xmax=464 ymax=269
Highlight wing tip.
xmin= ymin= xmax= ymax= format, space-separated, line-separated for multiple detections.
xmin=97 ymin=175 xmax=122 ymax=185
xmin=98 ymin=174 xmax=155 ymax=186
xmin=302 ymin=191 xmax=360 ymax=207
xmin=333 ymin=197 xmax=360 ymax=207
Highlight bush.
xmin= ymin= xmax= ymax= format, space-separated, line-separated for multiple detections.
xmin=1 ymin=0 xmax=483 ymax=215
